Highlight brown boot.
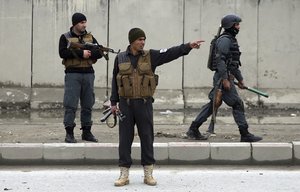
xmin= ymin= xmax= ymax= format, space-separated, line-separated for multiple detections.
xmin=114 ymin=167 xmax=129 ymax=186
xmin=143 ymin=165 xmax=157 ymax=186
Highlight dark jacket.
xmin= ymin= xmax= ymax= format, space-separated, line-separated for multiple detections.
xmin=58 ymin=27 xmax=103 ymax=73
xmin=214 ymin=32 xmax=243 ymax=84
xmin=110 ymin=43 xmax=192 ymax=105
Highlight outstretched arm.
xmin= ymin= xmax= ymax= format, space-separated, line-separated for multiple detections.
xmin=150 ymin=39 xmax=204 ymax=69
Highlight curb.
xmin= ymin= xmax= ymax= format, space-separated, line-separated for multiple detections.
xmin=0 ymin=142 xmax=299 ymax=165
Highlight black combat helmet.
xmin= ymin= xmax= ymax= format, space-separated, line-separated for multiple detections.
xmin=221 ymin=14 xmax=242 ymax=29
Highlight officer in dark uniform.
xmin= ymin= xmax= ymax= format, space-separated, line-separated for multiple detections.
xmin=110 ymin=28 xmax=204 ymax=186
xmin=186 ymin=14 xmax=263 ymax=142
xmin=59 ymin=13 xmax=103 ymax=143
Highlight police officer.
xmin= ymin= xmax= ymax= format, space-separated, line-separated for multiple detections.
xmin=186 ymin=14 xmax=263 ymax=142
xmin=59 ymin=13 xmax=103 ymax=143
xmin=110 ymin=28 xmax=204 ymax=186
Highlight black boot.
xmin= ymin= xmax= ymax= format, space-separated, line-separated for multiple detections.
xmin=186 ymin=122 xmax=208 ymax=140
xmin=65 ymin=126 xmax=77 ymax=143
xmin=240 ymin=129 xmax=262 ymax=142
xmin=81 ymin=126 xmax=98 ymax=142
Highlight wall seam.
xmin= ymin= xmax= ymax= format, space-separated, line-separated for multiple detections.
xmin=106 ymin=0 xmax=110 ymax=98
xmin=257 ymin=0 xmax=261 ymax=106
xmin=182 ymin=0 xmax=186 ymax=108
xmin=257 ymin=0 xmax=260 ymax=88
xmin=31 ymin=0 xmax=34 ymax=88
xmin=30 ymin=0 xmax=34 ymax=109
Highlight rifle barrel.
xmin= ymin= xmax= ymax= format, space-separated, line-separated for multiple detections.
xmin=100 ymin=110 xmax=112 ymax=122
xmin=68 ymin=42 xmax=120 ymax=54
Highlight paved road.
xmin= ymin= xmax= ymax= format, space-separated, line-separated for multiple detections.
xmin=1 ymin=165 xmax=299 ymax=192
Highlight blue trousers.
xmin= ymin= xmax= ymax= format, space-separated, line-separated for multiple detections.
xmin=193 ymin=79 xmax=248 ymax=130
xmin=63 ymin=73 xmax=95 ymax=128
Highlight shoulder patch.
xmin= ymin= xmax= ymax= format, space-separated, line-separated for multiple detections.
xmin=159 ymin=48 xmax=168 ymax=53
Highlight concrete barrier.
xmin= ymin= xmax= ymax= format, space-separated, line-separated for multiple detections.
xmin=168 ymin=142 xmax=210 ymax=164
xmin=210 ymin=143 xmax=251 ymax=164
xmin=0 ymin=142 xmax=300 ymax=165
xmin=252 ymin=143 xmax=293 ymax=164
xmin=293 ymin=141 xmax=300 ymax=164
xmin=1 ymin=0 xmax=300 ymax=108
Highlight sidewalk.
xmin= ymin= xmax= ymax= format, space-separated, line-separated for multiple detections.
xmin=0 ymin=108 xmax=300 ymax=165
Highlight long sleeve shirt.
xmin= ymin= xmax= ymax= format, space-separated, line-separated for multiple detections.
xmin=110 ymin=43 xmax=192 ymax=106
xmin=215 ymin=34 xmax=243 ymax=83
xmin=58 ymin=27 xmax=103 ymax=73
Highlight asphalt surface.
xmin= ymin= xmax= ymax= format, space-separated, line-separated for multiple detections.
xmin=1 ymin=165 xmax=299 ymax=192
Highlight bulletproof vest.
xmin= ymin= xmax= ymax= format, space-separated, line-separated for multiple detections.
xmin=116 ymin=50 xmax=158 ymax=98
xmin=62 ymin=32 xmax=96 ymax=68
xmin=223 ymin=35 xmax=241 ymax=69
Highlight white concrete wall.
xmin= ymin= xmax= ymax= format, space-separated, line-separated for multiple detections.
xmin=109 ymin=0 xmax=185 ymax=89
xmin=0 ymin=0 xmax=32 ymax=87
xmin=32 ymin=0 xmax=108 ymax=87
xmin=0 ymin=0 xmax=300 ymax=90
xmin=257 ymin=0 xmax=300 ymax=89
xmin=184 ymin=0 xmax=260 ymax=88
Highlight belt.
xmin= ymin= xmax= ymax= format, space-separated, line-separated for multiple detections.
xmin=120 ymin=97 xmax=153 ymax=104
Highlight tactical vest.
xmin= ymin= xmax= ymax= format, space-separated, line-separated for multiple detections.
xmin=62 ymin=32 xmax=96 ymax=68
xmin=220 ymin=34 xmax=241 ymax=69
xmin=116 ymin=51 xmax=158 ymax=98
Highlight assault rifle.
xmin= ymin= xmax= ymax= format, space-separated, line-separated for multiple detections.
xmin=206 ymin=81 xmax=269 ymax=134
xmin=206 ymin=26 xmax=223 ymax=133
xmin=100 ymin=106 xmax=126 ymax=128
xmin=67 ymin=42 xmax=120 ymax=60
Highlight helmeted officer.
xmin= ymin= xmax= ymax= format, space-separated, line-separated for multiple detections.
xmin=186 ymin=14 xmax=263 ymax=142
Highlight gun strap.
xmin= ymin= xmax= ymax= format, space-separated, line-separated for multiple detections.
xmin=106 ymin=115 xmax=117 ymax=128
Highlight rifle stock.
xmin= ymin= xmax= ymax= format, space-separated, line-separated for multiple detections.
xmin=207 ymin=81 xmax=223 ymax=134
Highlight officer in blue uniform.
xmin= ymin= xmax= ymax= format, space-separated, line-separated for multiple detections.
xmin=186 ymin=14 xmax=263 ymax=142
xmin=59 ymin=13 xmax=103 ymax=143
